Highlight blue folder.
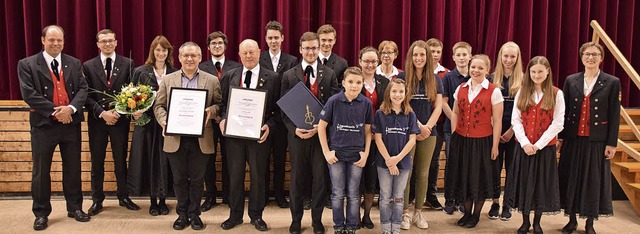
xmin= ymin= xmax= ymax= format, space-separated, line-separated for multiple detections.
xmin=277 ymin=82 xmax=323 ymax=130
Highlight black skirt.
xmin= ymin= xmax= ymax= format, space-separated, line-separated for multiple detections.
xmin=444 ymin=132 xmax=494 ymax=201
xmin=505 ymin=144 xmax=561 ymax=214
xmin=558 ymin=137 xmax=613 ymax=218
xmin=127 ymin=118 xmax=173 ymax=197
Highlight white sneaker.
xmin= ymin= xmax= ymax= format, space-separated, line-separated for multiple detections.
xmin=400 ymin=213 xmax=411 ymax=230
xmin=412 ymin=212 xmax=429 ymax=229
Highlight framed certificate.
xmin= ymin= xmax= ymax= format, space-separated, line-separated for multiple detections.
xmin=224 ymin=87 xmax=267 ymax=140
xmin=165 ymin=87 xmax=209 ymax=137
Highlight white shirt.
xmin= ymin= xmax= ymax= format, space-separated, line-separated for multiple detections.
xmin=318 ymin=52 xmax=331 ymax=65
xmin=434 ymin=63 xmax=447 ymax=74
xmin=241 ymin=65 xmax=260 ymax=89
xmin=42 ymin=52 xmax=77 ymax=114
xmin=453 ymin=78 xmax=503 ymax=104
xmin=211 ymin=56 xmax=226 ymax=69
xmin=153 ymin=66 xmax=167 ymax=84
xmin=375 ymin=65 xmax=399 ymax=80
xmin=100 ymin=53 xmax=116 ymax=75
xmin=511 ymin=90 xmax=565 ymax=149
xmin=269 ymin=50 xmax=280 ymax=72
xmin=301 ymin=60 xmax=318 ymax=84
xmin=583 ymin=70 xmax=600 ymax=95
xmin=364 ymin=78 xmax=376 ymax=93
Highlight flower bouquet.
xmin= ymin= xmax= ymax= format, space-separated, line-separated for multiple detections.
xmin=109 ymin=83 xmax=156 ymax=126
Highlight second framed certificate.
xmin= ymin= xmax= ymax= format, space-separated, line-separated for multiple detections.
xmin=165 ymin=87 xmax=209 ymax=137
xmin=224 ymin=87 xmax=267 ymax=140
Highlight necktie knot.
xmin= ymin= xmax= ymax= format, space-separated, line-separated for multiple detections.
xmin=215 ymin=62 xmax=222 ymax=72
xmin=305 ymin=65 xmax=314 ymax=78
xmin=51 ymin=59 xmax=60 ymax=80
xmin=244 ymin=70 xmax=252 ymax=88
xmin=322 ymin=58 xmax=328 ymax=65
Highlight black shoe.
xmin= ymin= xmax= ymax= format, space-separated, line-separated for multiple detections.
xmin=277 ymin=198 xmax=290 ymax=208
xmin=312 ymin=222 xmax=325 ymax=234
xmin=443 ymin=201 xmax=457 ymax=215
xmin=220 ymin=218 xmax=243 ymax=230
xmin=424 ymin=197 xmax=443 ymax=210
xmin=500 ymin=205 xmax=512 ymax=221
xmin=303 ymin=199 xmax=312 ymax=210
xmin=289 ymin=221 xmax=301 ymax=234
xmin=200 ymin=196 xmax=216 ymax=212
xmin=464 ymin=215 xmax=479 ymax=228
xmin=159 ymin=202 xmax=170 ymax=215
xmin=533 ymin=224 xmax=543 ymax=234
xmin=88 ymin=202 xmax=103 ymax=216
xmin=149 ymin=203 xmax=160 ymax=216
xmin=488 ymin=203 xmax=500 ymax=219
xmin=250 ymin=218 xmax=269 ymax=231
xmin=457 ymin=214 xmax=471 ymax=226
xmin=173 ymin=216 xmax=189 ymax=230
xmin=360 ymin=217 xmax=374 ymax=229
xmin=222 ymin=197 xmax=230 ymax=205
xmin=324 ymin=197 xmax=331 ymax=209
xmin=67 ymin=210 xmax=91 ymax=222
xmin=517 ymin=223 xmax=531 ymax=234
xmin=119 ymin=197 xmax=141 ymax=210
xmin=33 ymin=216 xmax=48 ymax=231
xmin=561 ymin=221 xmax=577 ymax=234
xmin=333 ymin=227 xmax=345 ymax=234
xmin=190 ymin=216 xmax=205 ymax=230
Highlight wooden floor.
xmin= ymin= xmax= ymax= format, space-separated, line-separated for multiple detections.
xmin=2 ymin=195 xmax=639 ymax=233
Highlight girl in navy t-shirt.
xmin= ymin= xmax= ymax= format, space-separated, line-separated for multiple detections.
xmin=318 ymin=67 xmax=373 ymax=233
xmin=373 ymin=79 xmax=421 ymax=234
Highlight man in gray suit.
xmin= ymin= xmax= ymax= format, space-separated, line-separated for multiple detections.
xmin=154 ymin=42 xmax=222 ymax=231
xmin=17 ymin=25 xmax=90 ymax=231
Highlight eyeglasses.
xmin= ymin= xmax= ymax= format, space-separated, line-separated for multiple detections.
xmin=380 ymin=51 xmax=395 ymax=56
xmin=301 ymin=47 xmax=319 ymax=52
xmin=180 ymin=54 xmax=201 ymax=59
xmin=361 ymin=60 xmax=378 ymax=65
xmin=98 ymin=39 xmax=116 ymax=44
xmin=210 ymin=41 xmax=224 ymax=47
xmin=582 ymin=52 xmax=601 ymax=58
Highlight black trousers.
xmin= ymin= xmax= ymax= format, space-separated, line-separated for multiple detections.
xmin=166 ymin=137 xmax=210 ymax=218
xmin=226 ymin=137 xmax=271 ymax=221
xmin=31 ymin=122 xmax=83 ymax=217
xmin=493 ymin=137 xmax=515 ymax=201
xmin=204 ymin=122 xmax=227 ymax=202
xmin=266 ymin=124 xmax=288 ymax=201
xmin=88 ymin=117 xmax=130 ymax=202
xmin=288 ymin=134 xmax=328 ymax=223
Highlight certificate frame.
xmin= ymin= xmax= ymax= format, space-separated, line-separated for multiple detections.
xmin=223 ymin=87 xmax=267 ymax=140
xmin=165 ymin=87 xmax=209 ymax=137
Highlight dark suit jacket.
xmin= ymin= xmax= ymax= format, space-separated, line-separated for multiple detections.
xmin=83 ymin=54 xmax=134 ymax=119
xmin=198 ymin=58 xmax=242 ymax=79
xmin=259 ymin=51 xmax=298 ymax=77
xmin=559 ymin=71 xmax=621 ymax=146
xmin=319 ymin=54 xmax=349 ymax=83
xmin=220 ymin=66 xmax=281 ymax=130
xmin=280 ymin=63 xmax=340 ymax=133
xmin=17 ymin=52 xmax=88 ymax=127
xmin=361 ymin=74 xmax=390 ymax=106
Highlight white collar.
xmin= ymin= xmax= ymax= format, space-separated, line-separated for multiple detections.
xmin=211 ymin=56 xmax=225 ymax=65
xmin=242 ymin=64 xmax=261 ymax=76
xmin=42 ymin=51 xmax=61 ymax=66
xmin=462 ymin=78 xmax=490 ymax=89
xmin=301 ymin=60 xmax=318 ymax=74
xmin=434 ymin=63 xmax=446 ymax=74
xmin=269 ymin=50 xmax=281 ymax=60
xmin=375 ymin=65 xmax=399 ymax=78
xmin=318 ymin=52 xmax=332 ymax=61
xmin=100 ymin=53 xmax=116 ymax=64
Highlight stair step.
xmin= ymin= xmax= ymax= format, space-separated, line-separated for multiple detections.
xmin=629 ymin=183 xmax=640 ymax=190
xmin=615 ymin=162 xmax=640 ymax=172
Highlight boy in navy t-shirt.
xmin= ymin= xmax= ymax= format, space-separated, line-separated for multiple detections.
xmin=318 ymin=67 xmax=372 ymax=234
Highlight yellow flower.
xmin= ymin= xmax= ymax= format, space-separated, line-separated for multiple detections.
xmin=127 ymin=98 xmax=136 ymax=109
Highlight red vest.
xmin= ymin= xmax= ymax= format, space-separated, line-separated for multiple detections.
xmin=365 ymin=88 xmax=379 ymax=114
xmin=50 ymin=69 xmax=70 ymax=106
xmin=455 ymin=83 xmax=496 ymax=138
xmin=519 ymin=88 xmax=558 ymax=146
xmin=307 ymin=76 xmax=319 ymax=98
xmin=577 ymin=94 xmax=591 ymax=136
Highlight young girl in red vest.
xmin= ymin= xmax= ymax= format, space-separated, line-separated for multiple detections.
xmin=445 ymin=54 xmax=504 ymax=228
xmin=506 ymin=56 xmax=564 ymax=234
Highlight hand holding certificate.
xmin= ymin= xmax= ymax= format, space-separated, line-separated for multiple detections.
xmin=223 ymin=87 xmax=267 ymax=140
xmin=165 ymin=88 xmax=209 ymax=137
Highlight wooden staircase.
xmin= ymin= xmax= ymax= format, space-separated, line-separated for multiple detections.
xmin=611 ymin=108 xmax=640 ymax=216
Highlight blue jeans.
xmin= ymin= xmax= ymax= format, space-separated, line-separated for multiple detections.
xmin=327 ymin=161 xmax=363 ymax=230
xmin=377 ymin=167 xmax=410 ymax=233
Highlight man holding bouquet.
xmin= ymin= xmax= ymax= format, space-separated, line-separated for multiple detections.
xmin=154 ymin=42 xmax=222 ymax=230
xmin=82 ymin=29 xmax=139 ymax=216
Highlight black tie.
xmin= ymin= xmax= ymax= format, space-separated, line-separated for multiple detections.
xmin=323 ymin=58 xmax=328 ymax=65
xmin=244 ymin=70 xmax=252 ymax=88
xmin=304 ymin=65 xmax=314 ymax=88
xmin=51 ymin=59 xmax=60 ymax=80
xmin=215 ymin=62 xmax=222 ymax=73
xmin=105 ymin=58 xmax=113 ymax=81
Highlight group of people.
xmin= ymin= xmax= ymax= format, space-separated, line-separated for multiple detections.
xmin=18 ymin=21 xmax=620 ymax=234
